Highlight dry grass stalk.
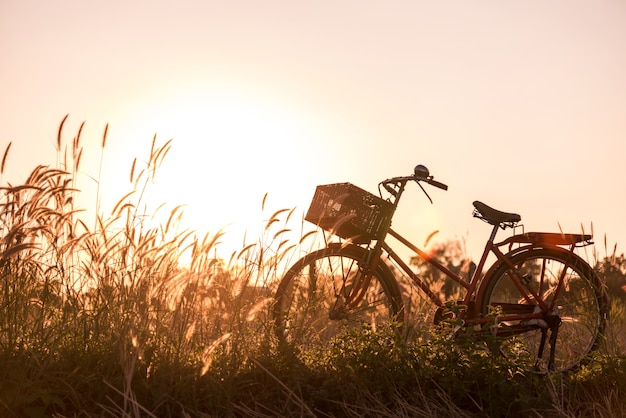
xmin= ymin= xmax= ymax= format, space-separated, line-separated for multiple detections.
xmin=0 ymin=117 xmax=622 ymax=417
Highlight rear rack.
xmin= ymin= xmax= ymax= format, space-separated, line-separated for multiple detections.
xmin=500 ymin=232 xmax=594 ymax=247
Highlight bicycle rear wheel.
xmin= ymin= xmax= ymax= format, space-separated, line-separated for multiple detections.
xmin=479 ymin=248 xmax=608 ymax=373
xmin=273 ymin=244 xmax=404 ymax=348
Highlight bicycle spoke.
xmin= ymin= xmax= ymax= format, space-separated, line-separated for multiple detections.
xmin=274 ymin=245 xmax=403 ymax=348
xmin=481 ymin=248 xmax=606 ymax=373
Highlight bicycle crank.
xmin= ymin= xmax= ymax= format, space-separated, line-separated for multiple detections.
xmin=328 ymin=304 xmax=348 ymax=320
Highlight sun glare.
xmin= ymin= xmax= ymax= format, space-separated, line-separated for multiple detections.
xmin=95 ymin=88 xmax=325 ymax=259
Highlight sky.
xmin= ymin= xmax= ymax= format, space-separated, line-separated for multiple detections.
xmin=1 ymin=0 xmax=625 ymax=262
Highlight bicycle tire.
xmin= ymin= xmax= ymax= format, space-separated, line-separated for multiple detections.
xmin=478 ymin=247 xmax=608 ymax=373
xmin=273 ymin=243 xmax=404 ymax=348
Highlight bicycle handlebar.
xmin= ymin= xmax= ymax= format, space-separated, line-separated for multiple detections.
xmin=425 ymin=178 xmax=448 ymax=191
xmin=381 ymin=165 xmax=448 ymax=191
xmin=379 ymin=164 xmax=447 ymax=204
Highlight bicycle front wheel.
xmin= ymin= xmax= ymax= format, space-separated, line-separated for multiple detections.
xmin=273 ymin=244 xmax=404 ymax=348
xmin=479 ymin=248 xmax=608 ymax=373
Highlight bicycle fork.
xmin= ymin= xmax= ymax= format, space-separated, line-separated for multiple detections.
xmin=328 ymin=247 xmax=382 ymax=319
xmin=346 ymin=248 xmax=382 ymax=309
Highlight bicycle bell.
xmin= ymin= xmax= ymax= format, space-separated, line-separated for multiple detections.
xmin=414 ymin=164 xmax=429 ymax=178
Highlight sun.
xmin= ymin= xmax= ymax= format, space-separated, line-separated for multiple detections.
xmin=94 ymin=87 xmax=328 ymax=259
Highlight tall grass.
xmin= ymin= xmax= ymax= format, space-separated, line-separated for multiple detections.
xmin=0 ymin=120 xmax=293 ymax=416
xmin=0 ymin=119 xmax=624 ymax=417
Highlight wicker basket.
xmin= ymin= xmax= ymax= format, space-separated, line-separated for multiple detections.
xmin=305 ymin=183 xmax=394 ymax=243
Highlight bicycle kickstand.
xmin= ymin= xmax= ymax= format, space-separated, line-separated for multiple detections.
xmin=547 ymin=317 xmax=562 ymax=372
xmin=534 ymin=316 xmax=562 ymax=372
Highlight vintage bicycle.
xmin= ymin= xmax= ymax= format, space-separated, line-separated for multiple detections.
xmin=272 ymin=165 xmax=609 ymax=373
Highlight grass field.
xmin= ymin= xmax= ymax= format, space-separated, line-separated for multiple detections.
xmin=0 ymin=123 xmax=624 ymax=417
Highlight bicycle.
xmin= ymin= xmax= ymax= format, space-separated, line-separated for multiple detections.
xmin=272 ymin=165 xmax=609 ymax=373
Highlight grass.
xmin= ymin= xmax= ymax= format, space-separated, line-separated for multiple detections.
xmin=0 ymin=119 xmax=624 ymax=417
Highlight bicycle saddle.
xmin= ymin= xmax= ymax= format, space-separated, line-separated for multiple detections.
xmin=472 ymin=201 xmax=521 ymax=226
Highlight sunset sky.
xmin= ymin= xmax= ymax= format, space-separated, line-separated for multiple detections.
xmin=2 ymin=0 xmax=625 ymax=260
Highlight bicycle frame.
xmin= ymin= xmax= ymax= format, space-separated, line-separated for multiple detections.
xmin=318 ymin=168 xmax=595 ymax=334
xmin=374 ymin=224 xmax=591 ymax=325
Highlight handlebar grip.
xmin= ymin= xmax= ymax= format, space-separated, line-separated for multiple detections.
xmin=428 ymin=179 xmax=448 ymax=191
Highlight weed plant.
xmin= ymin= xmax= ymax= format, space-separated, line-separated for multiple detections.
xmin=0 ymin=118 xmax=624 ymax=417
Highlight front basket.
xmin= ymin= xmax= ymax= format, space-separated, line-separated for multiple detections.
xmin=305 ymin=183 xmax=394 ymax=243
